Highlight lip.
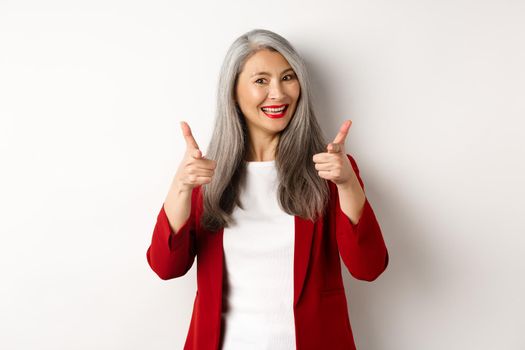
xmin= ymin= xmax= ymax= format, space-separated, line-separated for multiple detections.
xmin=261 ymin=104 xmax=289 ymax=119
xmin=261 ymin=104 xmax=288 ymax=108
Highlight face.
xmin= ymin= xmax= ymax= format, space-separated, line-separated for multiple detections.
xmin=235 ymin=49 xmax=301 ymax=138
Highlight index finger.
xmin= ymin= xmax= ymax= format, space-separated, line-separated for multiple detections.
xmin=180 ymin=121 xmax=200 ymax=150
xmin=332 ymin=120 xmax=352 ymax=145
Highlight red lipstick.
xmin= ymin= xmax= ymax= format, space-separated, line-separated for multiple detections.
xmin=261 ymin=104 xmax=289 ymax=119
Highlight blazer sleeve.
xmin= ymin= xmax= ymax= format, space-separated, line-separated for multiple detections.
xmin=333 ymin=154 xmax=389 ymax=281
xmin=146 ymin=186 xmax=199 ymax=280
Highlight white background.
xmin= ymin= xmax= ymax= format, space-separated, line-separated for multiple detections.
xmin=1 ymin=1 xmax=524 ymax=349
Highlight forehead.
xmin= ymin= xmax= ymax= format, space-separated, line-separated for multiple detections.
xmin=241 ymin=49 xmax=292 ymax=76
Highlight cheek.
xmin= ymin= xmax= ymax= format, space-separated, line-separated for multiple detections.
xmin=248 ymin=89 xmax=265 ymax=105
xmin=237 ymin=82 xmax=263 ymax=105
xmin=239 ymin=88 xmax=264 ymax=107
xmin=288 ymin=83 xmax=301 ymax=101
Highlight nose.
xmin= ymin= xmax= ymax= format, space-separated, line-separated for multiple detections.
xmin=267 ymin=80 xmax=286 ymax=100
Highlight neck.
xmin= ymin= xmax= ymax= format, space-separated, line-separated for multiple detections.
xmin=245 ymin=129 xmax=279 ymax=162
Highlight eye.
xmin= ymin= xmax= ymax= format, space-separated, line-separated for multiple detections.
xmin=255 ymin=74 xmax=295 ymax=85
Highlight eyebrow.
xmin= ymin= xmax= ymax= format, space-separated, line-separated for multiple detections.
xmin=251 ymin=68 xmax=294 ymax=77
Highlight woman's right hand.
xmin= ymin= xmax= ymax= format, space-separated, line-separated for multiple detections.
xmin=173 ymin=121 xmax=217 ymax=193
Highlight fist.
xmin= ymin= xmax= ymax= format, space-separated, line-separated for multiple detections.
xmin=312 ymin=120 xmax=357 ymax=187
xmin=174 ymin=121 xmax=217 ymax=193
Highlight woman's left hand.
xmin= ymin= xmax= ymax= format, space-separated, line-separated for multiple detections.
xmin=312 ymin=120 xmax=359 ymax=188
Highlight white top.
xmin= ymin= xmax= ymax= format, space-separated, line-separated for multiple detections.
xmin=221 ymin=160 xmax=296 ymax=349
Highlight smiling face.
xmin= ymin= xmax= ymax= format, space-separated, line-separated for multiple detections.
xmin=235 ymin=49 xmax=301 ymax=140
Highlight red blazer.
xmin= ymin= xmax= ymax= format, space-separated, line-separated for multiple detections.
xmin=146 ymin=154 xmax=389 ymax=350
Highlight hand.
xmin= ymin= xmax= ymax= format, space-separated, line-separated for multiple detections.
xmin=312 ymin=120 xmax=358 ymax=188
xmin=174 ymin=121 xmax=217 ymax=192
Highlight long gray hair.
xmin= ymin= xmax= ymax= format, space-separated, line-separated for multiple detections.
xmin=200 ymin=28 xmax=330 ymax=232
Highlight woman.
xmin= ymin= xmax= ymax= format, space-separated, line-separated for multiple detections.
xmin=146 ymin=28 xmax=389 ymax=350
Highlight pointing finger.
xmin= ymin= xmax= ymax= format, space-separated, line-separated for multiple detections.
xmin=180 ymin=121 xmax=200 ymax=150
xmin=332 ymin=120 xmax=352 ymax=145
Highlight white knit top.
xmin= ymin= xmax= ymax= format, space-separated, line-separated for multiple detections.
xmin=220 ymin=159 xmax=296 ymax=349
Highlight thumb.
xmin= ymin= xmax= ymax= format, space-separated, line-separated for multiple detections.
xmin=327 ymin=143 xmax=343 ymax=153
xmin=191 ymin=148 xmax=202 ymax=159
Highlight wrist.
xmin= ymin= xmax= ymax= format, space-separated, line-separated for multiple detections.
xmin=336 ymin=178 xmax=360 ymax=191
xmin=171 ymin=178 xmax=192 ymax=196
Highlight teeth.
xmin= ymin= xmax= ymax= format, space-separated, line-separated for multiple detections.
xmin=262 ymin=106 xmax=286 ymax=113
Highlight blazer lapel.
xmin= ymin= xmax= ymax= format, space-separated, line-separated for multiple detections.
xmin=293 ymin=215 xmax=315 ymax=307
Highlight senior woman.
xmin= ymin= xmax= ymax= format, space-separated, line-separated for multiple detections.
xmin=146 ymin=28 xmax=389 ymax=350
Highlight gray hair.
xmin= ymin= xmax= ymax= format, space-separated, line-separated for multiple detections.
xmin=200 ymin=28 xmax=330 ymax=232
